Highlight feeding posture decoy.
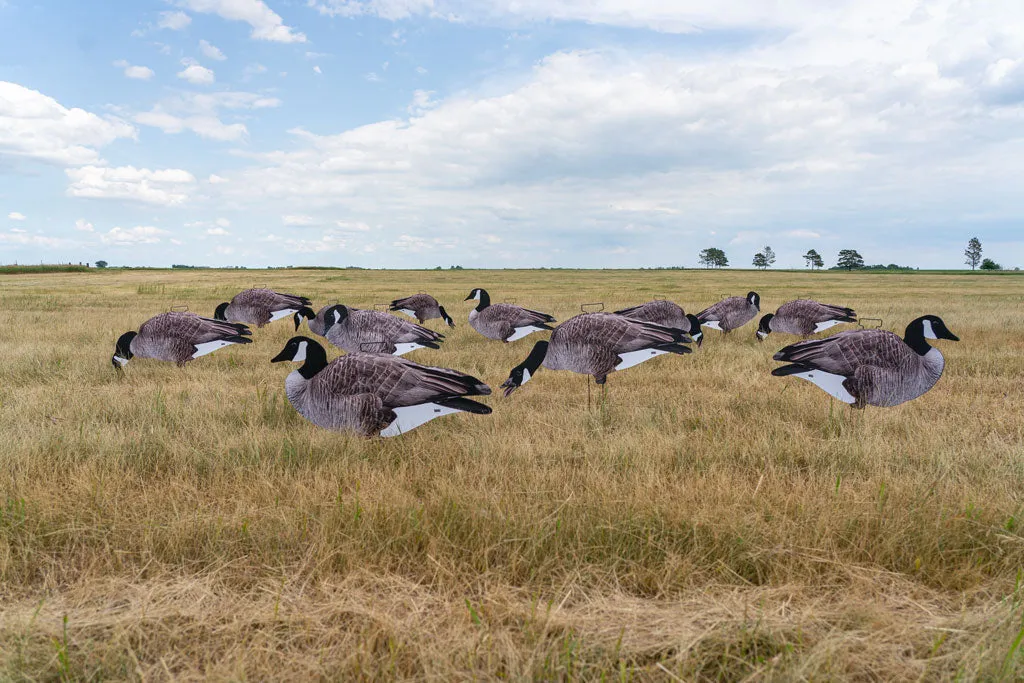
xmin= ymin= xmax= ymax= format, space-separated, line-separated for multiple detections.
xmin=464 ymin=288 xmax=555 ymax=342
xmin=321 ymin=304 xmax=443 ymax=356
xmin=390 ymin=294 xmax=455 ymax=327
xmin=696 ymin=292 xmax=760 ymax=334
xmin=112 ymin=312 xmax=251 ymax=370
xmin=271 ymin=336 xmax=491 ymax=437
xmin=771 ymin=315 xmax=959 ymax=408
xmin=214 ymin=288 xmax=314 ymax=329
xmin=614 ymin=299 xmax=703 ymax=346
xmin=299 ymin=304 xmax=334 ymax=337
xmin=757 ymin=300 xmax=857 ymax=341
xmin=500 ymin=312 xmax=692 ymax=396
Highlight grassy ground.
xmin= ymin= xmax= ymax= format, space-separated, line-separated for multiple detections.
xmin=1 ymin=269 xmax=1022 ymax=681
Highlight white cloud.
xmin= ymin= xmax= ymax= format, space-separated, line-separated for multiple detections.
xmin=408 ymin=89 xmax=436 ymax=115
xmin=199 ymin=39 xmax=227 ymax=60
xmin=206 ymin=227 xmax=230 ymax=235
xmin=313 ymin=65 xmax=322 ymax=75
xmin=158 ymin=11 xmax=192 ymax=30
xmin=177 ymin=59 xmax=216 ymax=85
xmin=282 ymin=214 xmax=316 ymax=226
xmin=364 ymin=71 xmax=381 ymax=82
xmin=0 ymin=232 xmax=73 ymax=248
xmin=208 ymin=174 xmax=229 ymax=183
xmin=311 ymin=0 xmax=434 ymax=20
xmin=7 ymin=211 xmax=26 ymax=220
xmin=114 ymin=60 xmax=155 ymax=80
xmin=179 ymin=0 xmax=306 ymax=43
xmin=0 ymin=81 xmax=136 ymax=166
xmin=101 ymin=225 xmax=169 ymax=245
xmin=785 ymin=229 xmax=821 ymax=239
xmin=66 ymin=165 xmax=196 ymax=206
xmin=134 ymin=90 xmax=279 ymax=140
xmin=75 ymin=219 xmax=94 ymax=232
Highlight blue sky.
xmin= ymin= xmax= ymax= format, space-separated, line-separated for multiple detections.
xmin=1 ymin=0 xmax=1023 ymax=269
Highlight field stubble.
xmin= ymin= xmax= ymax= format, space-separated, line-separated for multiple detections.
xmin=1 ymin=269 xmax=1023 ymax=681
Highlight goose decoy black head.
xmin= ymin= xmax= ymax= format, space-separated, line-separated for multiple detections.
xmin=293 ymin=306 xmax=316 ymax=331
xmin=747 ymin=291 xmax=760 ymax=310
xmin=500 ymin=340 xmax=548 ymax=397
xmin=111 ymin=331 xmax=137 ymax=374
xmin=439 ymin=305 xmax=455 ymax=328
xmin=687 ymin=314 xmax=704 ymax=347
xmin=756 ymin=313 xmax=774 ymax=342
xmin=213 ymin=302 xmax=230 ymax=321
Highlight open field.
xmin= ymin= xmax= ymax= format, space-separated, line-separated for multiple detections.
xmin=1 ymin=268 xmax=1023 ymax=681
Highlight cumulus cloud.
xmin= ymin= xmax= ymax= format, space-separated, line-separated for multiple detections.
xmin=113 ymin=60 xmax=155 ymax=80
xmin=8 ymin=211 xmax=26 ymax=220
xmin=0 ymin=232 xmax=73 ymax=248
xmin=199 ymin=39 xmax=227 ymax=60
xmin=0 ymin=81 xmax=136 ymax=166
xmin=177 ymin=59 xmax=215 ymax=85
xmin=75 ymin=219 xmax=94 ymax=232
xmin=66 ymin=165 xmax=196 ymax=206
xmin=158 ymin=11 xmax=192 ymax=30
xmin=179 ymin=0 xmax=306 ymax=43
xmin=101 ymin=225 xmax=169 ymax=245
xmin=206 ymin=226 xmax=230 ymax=235
xmin=134 ymin=90 xmax=279 ymax=140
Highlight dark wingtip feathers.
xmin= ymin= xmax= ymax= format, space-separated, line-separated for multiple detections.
xmin=437 ymin=397 xmax=492 ymax=415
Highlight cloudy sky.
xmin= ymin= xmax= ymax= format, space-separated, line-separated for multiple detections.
xmin=1 ymin=0 xmax=1023 ymax=269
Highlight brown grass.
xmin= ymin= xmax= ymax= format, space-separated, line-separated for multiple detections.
xmin=1 ymin=268 xmax=1023 ymax=681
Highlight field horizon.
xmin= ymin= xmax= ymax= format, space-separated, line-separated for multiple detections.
xmin=1 ymin=268 xmax=1023 ymax=681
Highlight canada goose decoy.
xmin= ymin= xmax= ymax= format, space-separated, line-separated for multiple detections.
xmin=614 ymin=300 xmax=704 ymax=346
xmin=321 ymin=304 xmax=444 ymax=356
xmin=390 ymin=294 xmax=455 ymax=327
xmin=112 ymin=312 xmax=252 ymax=370
xmin=757 ymin=300 xmax=857 ymax=341
xmin=298 ymin=304 xmax=334 ymax=337
xmin=500 ymin=312 xmax=692 ymax=396
xmin=214 ymin=288 xmax=314 ymax=329
xmin=271 ymin=336 xmax=491 ymax=437
xmin=771 ymin=315 xmax=959 ymax=408
xmin=464 ymin=288 xmax=555 ymax=342
xmin=696 ymin=292 xmax=760 ymax=334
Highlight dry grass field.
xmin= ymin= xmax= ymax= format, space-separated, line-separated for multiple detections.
xmin=1 ymin=268 xmax=1023 ymax=681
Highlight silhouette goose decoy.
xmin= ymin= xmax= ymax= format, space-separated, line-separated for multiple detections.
xmin=214 ymin=288 xmax=314 ymax=329
xmin=271 ymin=336 xmax=491 ymax=437
xmin=614 ymin=299 xmax=704 ymax=346
xmin=390 ymin=293 xmax=455 ymax=327
xmin=464 ymin=288 xmax=555 ymax=342
xmin=112 ymin=312 xmax=252 ymax=370
xmin=771 ymin=315 xmax=959 ymax=408
xmin=500 ymin=312 xmax=692 ymax=397
xmin=757 ymin=299 xmax=857 ymax=341
xmin=321 ymin=304 xmax=444 ymax=356
xmin=696 ymin=291 xmax=760 ymax=334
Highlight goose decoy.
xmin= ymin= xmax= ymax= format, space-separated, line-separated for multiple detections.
xmin=112 ymin=312 xmax=252 ymax=370
xmin=464 ymin=288 xmax=555 ymax=342
xmin=390 ymin=294 xmax=455 ymax=327
xmin=613 ymin=300 xmax=704 ymax=346
xmin=321 ymin=304 xmax=443 ymax=356
xmin=757 ymin=300 xmax=857 ymax=341
xmin=771 ymin=315 xmax=959 ymax=408
xmin=214 ymin=288 xmax=314 ymax=329
xmin=298 ymin=304 xmax=334 ymax=337
xmin=271 ymin=336 xmax=491 ymax=437
xmin=500 ymin=312 xmax=692 ymax=396
xmin=696 ymin=291 xmax=760 ymax=334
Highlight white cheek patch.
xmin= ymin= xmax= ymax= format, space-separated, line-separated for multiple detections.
xmin=393 ymin=342 xmax=425 ymax=356
xmin=507 ymin=325 xmax=545 ymax=342
xmin=615 ymin=348 xmax=668 ymax=371
xmin=293 ymin=341 xmax=308 ymax=363
xmin=521 ymin=368 xmax=532 ymax=385
xmin=756 ymin=331 xmax=769 ymax=340
xmin=813 ymin=320 xmax=843 ymax=333
xmin=269 ymin=308 xmax=298 ymax=322
xmin=192 ymin=340 xmax=235 ymax=358
xmin=113 ymin=356 xmax=129 ymax=367
xmin=472 ymin=291 xmax=481 ymax=300
xmin=702 ymin=320 xmax=723 ymax=331
xmin=793 ymin=370 xmax=856 ymax=404
xmin=398 ymin=308 xmax=417 ymax=318
xmin=922 ymin=319 xmax=937 ymax=339
xmin=380 ymin=403 xmax=462 ymax=437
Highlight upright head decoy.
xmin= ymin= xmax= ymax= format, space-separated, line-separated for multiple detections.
xmin=771 ymin=315 xmax=959 ymax=408
xmin=696 ymin=291 xmax=760 ymax=334
xmin=757 ymin=299 xmax=857 ymax=341
xmin=464 ymin=288 xmax=555 ymax=342
xmin=112 ymin=312 xmax=252 ymax=371
xmin=214 ymin=288 xmax=314 ymax=329
xmin=271 ymin=336 xmax=491 ymax=437
xmin=500 ymin=312 xmax=692 ymax=397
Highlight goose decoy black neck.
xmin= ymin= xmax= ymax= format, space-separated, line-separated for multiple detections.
xmin=213 ymin=302 xmax=230 ymax=321
xmin=271 ymin=336 xmax=329 ymax=379
xmin=501 ymin=341 xmax=549 ymax=397
xmin=439 ymin=306 xmax=455 ymax=327
xmin=687 ymin=314 xmax=703 ymax=346
xmin=904 ymin=315 xmax=959 ymax=355
xmin=293 ymin=306 xmax=316 ymax=331
xmin=464 ymin=288 xmax=491 ymax=310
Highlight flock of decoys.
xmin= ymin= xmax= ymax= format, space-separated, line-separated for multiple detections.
xmin=111 ymin=287 xmax=960 ymax=437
